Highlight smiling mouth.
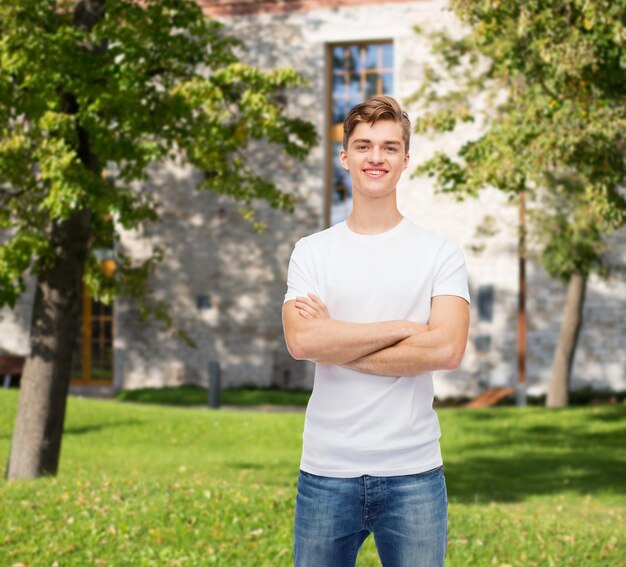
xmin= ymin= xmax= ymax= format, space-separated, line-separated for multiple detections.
xmin=364 ymin=169 xmax=388 ymax=177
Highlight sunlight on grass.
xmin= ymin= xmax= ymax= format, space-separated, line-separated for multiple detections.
xmin=1 ymin=390 xmax=624 ymax=566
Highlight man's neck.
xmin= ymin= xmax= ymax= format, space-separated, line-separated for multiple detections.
xmin=346 ymin=200 xmax=403 ymax=235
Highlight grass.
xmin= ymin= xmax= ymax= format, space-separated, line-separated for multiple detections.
xmin=113 ymin=385 xmax=626 ymax=409
xmin=115 ymin=385 xmax=311 ymax=407
xmin=1 ymin=390 xmax=624 ymax=566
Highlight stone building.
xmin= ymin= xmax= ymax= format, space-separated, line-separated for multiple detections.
xmin=1 ymin=0 xmax=625 ymax=398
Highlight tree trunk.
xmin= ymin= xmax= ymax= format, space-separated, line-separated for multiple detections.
xmin=546 ymin=273 xmax=587 ymax=408
xmin=5 ymin=0 xmax=105 ymax=481
xmin=6 ymin=211 xmax=92 ymax=479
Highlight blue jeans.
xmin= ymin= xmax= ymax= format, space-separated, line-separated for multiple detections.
xmin=294 ymin=466 xmax=448 ymax=567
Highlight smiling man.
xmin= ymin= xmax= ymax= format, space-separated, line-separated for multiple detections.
xmin=282 ymin=96 xmax=470 ymax=567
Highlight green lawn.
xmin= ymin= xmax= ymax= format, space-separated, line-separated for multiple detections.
xmin=0 ymin=390 xmax=624 ymax=566
xmin=115 ymin=385 xmax=312 ymax=407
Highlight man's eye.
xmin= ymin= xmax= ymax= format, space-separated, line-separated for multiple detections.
xmin=356 ymin=145 xmax=368 ymax=151
xmin=385 ymin=146 xmax=398 ymax=152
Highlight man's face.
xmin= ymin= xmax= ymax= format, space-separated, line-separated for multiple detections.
xmin=340 ymin=120 xmax=409 ymax=202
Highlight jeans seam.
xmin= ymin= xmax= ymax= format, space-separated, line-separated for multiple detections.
xmin=348 ymin=533 xmax=362 ymax=567
xmin=362 ymin=476 xmax=368 ymax=526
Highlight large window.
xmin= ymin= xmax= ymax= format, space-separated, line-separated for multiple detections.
xmin=327 ymin=42 xmax=394 ymax=226
xmin=71 ymin=275 xmax=115 ymax=386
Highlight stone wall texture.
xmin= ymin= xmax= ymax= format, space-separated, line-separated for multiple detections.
xmin=1 ymin=0 xmax=624 ymax=398
xmin=200 ymin=0 xmax=421 ymax=17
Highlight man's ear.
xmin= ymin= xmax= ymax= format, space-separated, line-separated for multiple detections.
xmin=339 ymin=147 xmax=349 ymax=170
xmin=403 ymin=152 xmax=410 ymax=170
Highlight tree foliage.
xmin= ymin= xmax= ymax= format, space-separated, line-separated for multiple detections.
xmin=1 ymin=0 xmax=318 ymax=479
xmin=0 ymin=0 xmax=317 ymax=319
xmin=411 ymin=0 xmax=626 ymax=280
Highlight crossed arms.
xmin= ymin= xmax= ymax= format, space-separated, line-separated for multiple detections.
xmin=282 ymin=293 xmax=470 ymax=377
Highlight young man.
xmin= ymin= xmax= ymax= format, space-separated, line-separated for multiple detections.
xmin=282 ymin=96 xmax=470 ymax=567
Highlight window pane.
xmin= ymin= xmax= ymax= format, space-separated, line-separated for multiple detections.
xmin=365 ymin=45 xmax=379 ymax=70
xmin=92 ymin=363 xmax=113 ymax=380
xmin=365 ymin=73 xmax=379 ymax=98
xmin=349 ymin=46 xmax=362 ymax=72
xmin=381 ymin=72 xmax=393 ymax=95
xmin=332 ymin=74 xmax=347 ymax=123
xmin=333 ymin=99 xmax=350 ymax=124
xmin=382 ymin=44 xmax=393 ymax=68
xmin=332 ymin=46 xmax=344 ymax=69
xmin=332 ymin=73 xmax=345 ymax=99
xmin=349 ymin=72 xmax=361 ymax=98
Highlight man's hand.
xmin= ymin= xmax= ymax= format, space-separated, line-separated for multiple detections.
xmin=282 ymin=295 xmax=417 ymax=365
xmin=284 ymin=292 xmax=468 ymax=376
xmin=342 ymin=295 xmax=469 ymax=377
xmin=295 ymin=293 xmax=330 ymax=320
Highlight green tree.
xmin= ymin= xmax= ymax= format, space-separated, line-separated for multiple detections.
xmin=410 ymin=0 xmax=626 ymax=406
xmin=0 ymin=0 xmax=316 ymax=479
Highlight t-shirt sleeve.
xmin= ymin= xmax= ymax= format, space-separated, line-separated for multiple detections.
xmin=432 ymin=239 xmax=471 ymax=304
xmin=284 ymin=239 xmax=318 ymax=304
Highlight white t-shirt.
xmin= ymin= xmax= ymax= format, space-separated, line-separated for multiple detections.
xmin=284 ymin=217 xmax=470 ymax=478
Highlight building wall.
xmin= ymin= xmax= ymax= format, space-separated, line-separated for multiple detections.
xmin=0 ymin=280 xmax=35 ymax=359
xmin=198 ymin=0 xmax=422 ymax=17
xmin=1 ymin=0 xmax=624 ymax=397
xmin=113 ymin=0 xmax=626 ymax=396
xmin=115 ymin=158 xmax=321 ymax=391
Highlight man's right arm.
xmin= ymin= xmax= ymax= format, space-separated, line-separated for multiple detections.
xmin=282 ymin=299 xmax=422 ymax=365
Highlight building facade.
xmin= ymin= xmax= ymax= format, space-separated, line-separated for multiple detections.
xmin=1 ymin=0 xmax=625 ymax=398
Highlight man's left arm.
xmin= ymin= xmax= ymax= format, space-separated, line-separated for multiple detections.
xmin=342 ymin=295 xmax=470 ymax=377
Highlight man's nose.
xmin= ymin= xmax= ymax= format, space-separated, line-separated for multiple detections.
xmin=368 ymin=146 xmax=383 ymax=163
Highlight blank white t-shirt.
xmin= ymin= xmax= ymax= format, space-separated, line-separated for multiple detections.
xmin=284 ymin=217 xmax=470 ymax=478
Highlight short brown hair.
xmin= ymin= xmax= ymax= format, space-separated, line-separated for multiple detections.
xmin=343 ymin=96 xmax=411 ymax=153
